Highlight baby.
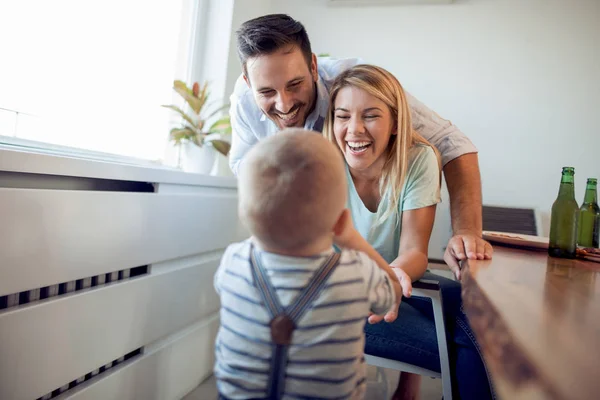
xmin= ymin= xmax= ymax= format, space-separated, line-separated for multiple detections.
xmin=214 ymin=129 xmax=401 ymax=400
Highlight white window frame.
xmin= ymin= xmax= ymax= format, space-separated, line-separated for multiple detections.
xmin=0 ymin=0 xmax=234 ymax=168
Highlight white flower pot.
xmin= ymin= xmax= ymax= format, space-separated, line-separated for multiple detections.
xmin=180 ymin=141 xmax=216 ymax=175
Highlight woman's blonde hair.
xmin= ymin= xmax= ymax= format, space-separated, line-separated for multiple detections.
xmin=323 ymin=64 xmax=441 ymax=226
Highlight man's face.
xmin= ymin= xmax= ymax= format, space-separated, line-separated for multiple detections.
xmin=244 ymin=46 xmax=318 ymax=130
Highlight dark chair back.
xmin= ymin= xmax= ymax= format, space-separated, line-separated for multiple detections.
xmin=482 ymin=205 xmax=538 ymax=236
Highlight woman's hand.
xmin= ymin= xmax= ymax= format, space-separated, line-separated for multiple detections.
xmin=368 ymin=267 xmax=412 ymax=324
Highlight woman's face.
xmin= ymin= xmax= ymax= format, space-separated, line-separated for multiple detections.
xmin=332 ymin=86 xmax=395 ymax=175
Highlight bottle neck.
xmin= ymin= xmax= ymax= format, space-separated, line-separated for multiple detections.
xmin=557 ymin=174 xmax=575 ymax=200
xmin=583 ymin=183 xmax=598 ymax=204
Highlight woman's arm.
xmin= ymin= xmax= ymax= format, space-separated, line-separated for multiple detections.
xmin=391 ymin=204 xmax=437 ymax=281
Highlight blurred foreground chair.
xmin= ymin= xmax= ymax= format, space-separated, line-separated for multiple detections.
xmin=365 ymin=279 xmax=452 ymax=400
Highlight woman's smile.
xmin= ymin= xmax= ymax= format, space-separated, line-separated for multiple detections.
xmin=346 ymin=140 xmax=373 ymax=154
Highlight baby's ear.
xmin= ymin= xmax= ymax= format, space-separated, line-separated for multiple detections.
xmin=333 ymin=208 xmax=350 ymax=235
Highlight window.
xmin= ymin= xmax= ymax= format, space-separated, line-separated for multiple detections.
xmin=0 ymin=0 xmax=201 ymax=162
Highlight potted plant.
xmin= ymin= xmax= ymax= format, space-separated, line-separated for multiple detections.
xmin=162 ymin=80 xmax=231 ymax=174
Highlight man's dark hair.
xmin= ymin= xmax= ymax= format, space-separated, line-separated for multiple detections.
xmin=236 ymin=14 xmax=313 ymax=76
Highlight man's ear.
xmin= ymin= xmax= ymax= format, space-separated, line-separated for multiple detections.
xmin=333 ymin=208 xmax=350 ymax=235
xmin=243 ymin=74 xmax=250 ymax=88
xmin=311 ymin=53 xmax=319 ymax=82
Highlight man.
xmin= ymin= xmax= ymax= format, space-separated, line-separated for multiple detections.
xmin=228 ymin=13 xmax=492 ymax=279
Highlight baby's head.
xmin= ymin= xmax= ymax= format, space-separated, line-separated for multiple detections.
xmin=238 ymin=129 xmax=347 ymax=254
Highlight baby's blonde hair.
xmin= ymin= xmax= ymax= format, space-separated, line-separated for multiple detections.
xmin=323 ymin=64 xmax=441 ymax=226
xmin=238 ymin=129 xmax=347 ymax=252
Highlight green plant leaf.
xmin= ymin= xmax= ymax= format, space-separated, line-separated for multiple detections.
xmin=183 ymin=124 xmax=202 ymax=136
xmin=173 ymin=80 xmax=203 ymax=114
xmin=197 ymin=81 xmax=209 ymax=112
xmin=167 ymin=80 xmax=232 ymax=142
xmin=161 ymin=105 xmax=196 ymax=127
xmin=169 ymin=127 xmax=195 ymax=144
xmin=174 ymin=80 xmax=192 ymax=94
xmin=191 ymin=132 xmax=208 ymax=147
xmin=207 ymin=139 xmax=231 ymax=156
xmin=208 ymin=115 xmax=232 ymax=135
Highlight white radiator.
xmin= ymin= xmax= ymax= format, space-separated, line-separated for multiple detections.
xmin=0 ymin=148 xmax=243 ymax=400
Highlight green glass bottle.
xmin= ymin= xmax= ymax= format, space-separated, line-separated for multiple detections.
xmin=548 ymin=167 xmax=579 ymax=258
xmin=577 ymin=178 xmax=599 ymax=248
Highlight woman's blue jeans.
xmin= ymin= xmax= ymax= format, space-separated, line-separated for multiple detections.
xmin=363 ymin=272 xmax=495 ymax=400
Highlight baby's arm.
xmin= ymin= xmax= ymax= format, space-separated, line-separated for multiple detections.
xmin=333 ymin=211 xmax=396 ymax=280
xmin=333 ymin=209 xmax=405 ymax=322
xmin=354 ymin=252 xmax=398 ymax=316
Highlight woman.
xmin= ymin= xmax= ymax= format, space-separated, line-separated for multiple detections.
xmin=323 ymin=65 xmax=494 ymax=400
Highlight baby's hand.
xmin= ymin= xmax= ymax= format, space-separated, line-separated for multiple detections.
xmin=332 ymin=209 xmax=360 ymax=249
xmin=368 ymin=268 xmax=412 ymax=324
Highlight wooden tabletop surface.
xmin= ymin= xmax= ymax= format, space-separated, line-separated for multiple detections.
xmin=462 ymin=246 xmax=600 ymax=400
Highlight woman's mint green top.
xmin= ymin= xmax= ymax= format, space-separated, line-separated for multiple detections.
xmin=347 ymin=144 xmax=441 ymax=264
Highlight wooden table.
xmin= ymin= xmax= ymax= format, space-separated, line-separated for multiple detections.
xmin=462 ymin=246 xmax=600 ymax=400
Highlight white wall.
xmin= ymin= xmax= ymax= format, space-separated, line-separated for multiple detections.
xmin=225 ymin=0 xmax=275 ymax=97
xmin=195 ymin=0 xmax=275 ymax=178
xmin=237 ymin=0 xmax=600 ymax=236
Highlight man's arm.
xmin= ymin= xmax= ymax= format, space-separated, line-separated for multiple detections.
xmin=443 ymin=153 xmax=493 ymax=279
xmin=406 ymin=92 xmax=492 ymax=278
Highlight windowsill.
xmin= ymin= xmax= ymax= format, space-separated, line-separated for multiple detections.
xmin=0 ymin=142 xmax=237 ymax=188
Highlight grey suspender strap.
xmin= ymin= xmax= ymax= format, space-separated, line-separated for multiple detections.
xmin=249 ymin=246 xmax=341 ymax=400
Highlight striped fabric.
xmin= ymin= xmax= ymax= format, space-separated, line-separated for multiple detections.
xmin=214 ymin=240 xmax=396 ymax=400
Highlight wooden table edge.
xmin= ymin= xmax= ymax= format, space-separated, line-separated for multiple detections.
xmin=461 ymin=257 xmax=563 ymax=400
